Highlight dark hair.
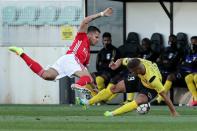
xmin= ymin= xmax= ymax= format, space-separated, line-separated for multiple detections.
xmin=87 ymin=26 xmax=100 ymax=34
xmin=102 ymin=32 xmax=111 ymax=38
xmin=142 ymin=38 xmax=151 ymax=45
xmin=191 ymin=36 xmax=197 ymax=40
xmin=169 ymin=34 xmax=177 ymax=39
xmin=127 ymin=58 xmax=141 ymax=69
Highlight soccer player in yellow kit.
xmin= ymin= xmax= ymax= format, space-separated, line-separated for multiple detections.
xmin=105 ymin=58 xmax=178 ymax=117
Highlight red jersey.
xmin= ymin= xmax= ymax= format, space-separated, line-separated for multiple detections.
xmin=66 ymin=32 xmax=90 ymax=66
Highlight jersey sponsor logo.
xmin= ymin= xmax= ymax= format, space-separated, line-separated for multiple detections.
xmin=127 ymin=76 xmax=135 ymax=81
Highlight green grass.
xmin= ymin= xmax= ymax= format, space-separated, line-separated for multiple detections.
xmin=0 ymin=104 xmax=197 ymax=131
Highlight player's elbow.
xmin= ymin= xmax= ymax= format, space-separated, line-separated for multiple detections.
xmin=81 ymin=17 xmax=91 ymax=25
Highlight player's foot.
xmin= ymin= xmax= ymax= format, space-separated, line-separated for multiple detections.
xmin=75 ymin=97 xmax=88 ymax=110
xmin=104 ymin=111 xmax=114 ymax=117
xmin=75 ymin=97 xmax=88 ymax=106
xmin=188 ymin=100 xmax=197 ymax=106
xmin=71 ymin=84 xmax=91 ymax=93
xmin=8 ymin=46 xmax=24 ymax=56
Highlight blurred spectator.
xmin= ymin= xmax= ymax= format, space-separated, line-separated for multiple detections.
xmin=117 ymin=32 xmax=142 ymax=103
xmin=140 ymin=38 xmax=158 ymax=62
xmin=155 ymin=34 xmax=184 ymax=103
xmin=94 ymin=32 xmax=121 ymax=91
xmin=181 ymin=36 xmax=197 ymax=106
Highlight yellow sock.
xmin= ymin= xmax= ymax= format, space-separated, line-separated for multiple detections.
xmin=185 ymin=74 xmax=197 ymax=101
xmin=88 ymin=83 xmax=114 ymax=105
xmin=127 ymin=93 xmax=134 ymax=101
xmin=96 ymin=76 xmax=105 ymax=91
xmin=157 ymin=80 xmax=172 ymax=103
xmin=85 ymin=84 xmax=97 ymax=97
xmin=112 ymin=100 xmax=138 ymax=116
xmin=106 ymin=83 xmax=117 ymax=101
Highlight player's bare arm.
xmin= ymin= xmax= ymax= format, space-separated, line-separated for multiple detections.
xmin=159 ymin=91 xmax=179 ymax=117
xmin=109 ymin=58 xmax=122 ymax=70
xmin=79 ymin=7 xmax=113 ymax=32
xmin=109 ymin=58 xmax=133 ymax=70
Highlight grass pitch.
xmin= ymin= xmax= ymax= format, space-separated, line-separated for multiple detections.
xmin=0 ymin=104 xmax=197 ymax=131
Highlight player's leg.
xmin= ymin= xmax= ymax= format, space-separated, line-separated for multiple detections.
xmin=185 ymin=73 xmax=197 ymax=106
xmin=83 ymin=73 xmax=98 ymax=97
xmin=87 ymin=80 xmax=126 ymax=105
xmin=85 ymin=84 xmax=98 ymax=97
xmin=76 ymin=70 xmax=131 ymax=105
xmin=71 ymin=69 xmax=94 ymax=92
xmin=9 ymin=46 xmax=58 ymax=80
xmin=194 ymin=73 xmax=197 ymax=88
xmin=96 ymin=76 xmax=105 ymax=91
xmin=194 ymin=73 xmax=197 ymax=106
xmin=105 ymin=94 xmax=147 ymax=116
xmin=123 ymin=93 xmax=135 ymax=104
xmin=123 ymin=73 xmax=137 ymax=104
xmin=95 ymin=73 xmax=108 ymax=91
xmin=75 ymin=70 xmax=126 ymax=104
xmin=104 ymin=86 xmax=157 ymax=116
xmin=106 ymin=70 xmax=128 ymax=101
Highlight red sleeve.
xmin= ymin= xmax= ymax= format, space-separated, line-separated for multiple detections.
xmin=83 ymin=53 xmax=90 ymax=66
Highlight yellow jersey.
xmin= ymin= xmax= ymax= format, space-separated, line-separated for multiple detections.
xmin=124 ymin=58 xmax=165 ymax=93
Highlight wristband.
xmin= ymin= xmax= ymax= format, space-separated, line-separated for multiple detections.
xmin=100 ymin=12 xmax=104 ymax=16
xmin=122 ymin=58 xmax=129 ymax=66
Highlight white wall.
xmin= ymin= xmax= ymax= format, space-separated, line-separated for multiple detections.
xmin=126 ymin=2 xmax=197 ymax=46
xmin=174 ymin=3 xmax=197 ymax=37
xmin=126 ymin=2 xmax=170 ymax=45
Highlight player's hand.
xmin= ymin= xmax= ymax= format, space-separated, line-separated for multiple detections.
xmin=171 ymin=111 xmax=180 ymax=117
xmin=109 ymin=61 xmax=117 ymax=70
xmin=109 ymin=59 xmax=121 ymax=70
xmin=103 ymin=7 xmax=113 ymax=16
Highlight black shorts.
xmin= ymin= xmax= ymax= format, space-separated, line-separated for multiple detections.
xmin=110 ymin=69 xmax=130 ymax=84
xmin=125 ymin=76 xmax=157 ymax=102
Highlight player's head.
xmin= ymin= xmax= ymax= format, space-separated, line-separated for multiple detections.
xmin=127 ymin=58 xmax=145 ymax=76
xmin=87 ymin=26 xmax=101 ymax=46
xmin=191 ymin=36 xmax=197 ymax=52
xmin=141 ymin=38 xmax=151 ymax=51
xmin=168 ymin=34 xmax=177 ymax=48
xmin=102 ymin=32 xmax=112 ymax=49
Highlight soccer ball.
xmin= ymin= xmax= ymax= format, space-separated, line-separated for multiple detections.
xmin=136 ymin=103 xmax=150 ymax=115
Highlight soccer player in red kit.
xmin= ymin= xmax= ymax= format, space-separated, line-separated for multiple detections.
xmin=8 ymin=7 xmax=113 ymax=90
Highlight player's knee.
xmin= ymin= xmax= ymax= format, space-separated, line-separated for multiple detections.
xmin=96 ymin=76 xmax=105 ymax=85
xmin=42 ymin=72 xmax=56 ymax=81
xmin=110 ymin=85 xmax=118 ymax=93
xmin=185 ymin=74 xmax=193 ymax=84
xmin=135 ymin=94 xmax=148 ymax=105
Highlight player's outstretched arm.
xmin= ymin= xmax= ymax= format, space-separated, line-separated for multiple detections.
xmin=159 ymin=91 xmax=179 ymax=117
xmin=149 ymin=77 xmax=179 ymax=117
xmin=109 ymin=58 xmax=122 ymax=70
xmin=79 ymin=7 xmax=113 ymax=32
